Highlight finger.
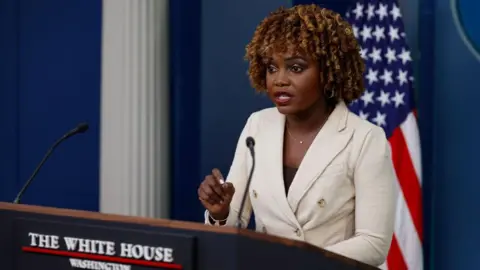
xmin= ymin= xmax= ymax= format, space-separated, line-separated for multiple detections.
xmin=202 ymin=183 xmax=223 ymax=204
xmin=221 ymin=183 xmax=235 ymax=204
xmin=212 ymin=168 xmax=225 ymax=184
xmin=206 ymin=175 xmax=225 ymax=198
xmin=199 ymin=197 xmax=212 ymax=208
xmin=198 ymin=187 xmax=210 ymax=201
xmin=222 ymin=182 xmax=235 ymax=196
xmin=200 ymin=197 xmax=222 ymax=212
xmin=199 ymin=184 xmax=218 ymax=204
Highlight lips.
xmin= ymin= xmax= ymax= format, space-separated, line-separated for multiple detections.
xmin=273 ymin=91 xmax=294 ymax=105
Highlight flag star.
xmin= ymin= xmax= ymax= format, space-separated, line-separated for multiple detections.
xmin=388 ymin=26 xmax=400 ymax=42
xmin=365 ymin=68 xmax=379 ymax=85
xmin=385 ymin=47 xmax=397 ymax=63
xmin=372 ymin=111 xmax=387 ymax=127
xmin=391 ymin=90 xmax=405 ymax=108
xmin=396 ymin=69 xmax=408 ymax=86
xmin=372 ymin=26 xmax=386 ymax=42
xmin=359 ymin=110 xmax=370 ymax=120
xmin=346 ymin=1 xmax=416 ymax=144
xmin=360 ymin=25 xmax=373 ymax=42
xmin=352 ymin=3 xmax=364 ymax=20
xmin=369 ymin=47 xmax=382 ymax=64
xmin=390 ymin=4 xmax=402 ymax=21
xmin=360 ymin=90 xmax=375 ymax=107
xmin=376 ymin=3 xmax=388 ymax=21
xmin=379 ymin=69 xmax=393 ymax=86
xmin=376 ymin=90 xmax=391 ymax=107
xmin=366 ymin=4 xmax=375 ymax=20
xmin=398 ymin=48 xmax=412 ymax=64
xmin=360 ymin=47 xmax=369 ymax=60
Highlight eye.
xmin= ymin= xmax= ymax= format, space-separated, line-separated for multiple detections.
xmin=289 ymin=64 xmax=304 ymax=73
xmin=266 ymin=64 xmax=278 ymax=73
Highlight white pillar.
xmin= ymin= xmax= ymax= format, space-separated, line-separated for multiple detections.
xmin=100 ymin=0 xmax=170 ymax=218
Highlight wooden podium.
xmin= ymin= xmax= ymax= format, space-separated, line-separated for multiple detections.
xmin=0 ymin=202 xmax=378 ymax=270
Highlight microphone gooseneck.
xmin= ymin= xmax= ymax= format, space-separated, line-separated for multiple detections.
xmin=13 ymin=122 xmax=89 ymax=204
xmin=63 ymin=122 xmax=89 ymax=140
xmin=236 ymin=136 xmax=256 ymax=229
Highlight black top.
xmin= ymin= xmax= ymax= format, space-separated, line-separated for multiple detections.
xmin=283 ymin=165 xmax=298 ymax=195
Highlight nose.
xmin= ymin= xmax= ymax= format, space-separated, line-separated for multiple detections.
xmin=273 ymin=69 xmax=290 ymax=87
xmin=274 ymin=79 xmax=289 ymax=87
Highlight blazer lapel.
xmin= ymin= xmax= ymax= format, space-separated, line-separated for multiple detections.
xmin=257 ymin=111 xmax=300 ymax=228
xmin=286 ymin=102 xmax=354 ymax=213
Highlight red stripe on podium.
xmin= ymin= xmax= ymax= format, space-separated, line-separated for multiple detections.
xmin=22 ymin=246 xmax=183 ymax=269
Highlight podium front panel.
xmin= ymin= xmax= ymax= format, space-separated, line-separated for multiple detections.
xmin=13 ymin=218 xmax=195 ymax=270
xmin=0 ymin=204 xmax=378 ymax=270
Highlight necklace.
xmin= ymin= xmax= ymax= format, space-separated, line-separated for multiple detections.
xmin=286 ymin=114 xmax=330 ymax=144
xmin=287 ymin=128 xmax=305 ymax=144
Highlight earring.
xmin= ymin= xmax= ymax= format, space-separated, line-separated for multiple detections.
xmin=324 ymin=88 xmax=335 ymax=99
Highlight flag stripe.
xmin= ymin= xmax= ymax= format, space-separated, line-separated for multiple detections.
xmin=387 ymin=235 xmax=408 ymax=270
xmin=389 ymin=151 xmax=422 ymax=270
xmin=400 ymin=113 xmax=422 ymax=183
xmin=389 ymin=127 xmax=423 ymax=241
xmin=392 ymin=176 xmax=423 ymax=269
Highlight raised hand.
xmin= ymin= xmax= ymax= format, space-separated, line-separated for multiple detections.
xmin=198 ymin=168 xmax=235 ymax=220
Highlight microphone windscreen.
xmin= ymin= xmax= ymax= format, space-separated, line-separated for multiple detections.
xmin=246 ymin=136 xmax=255 ymax=148
xmin=76 ymin=123 xmax=89 ymax=133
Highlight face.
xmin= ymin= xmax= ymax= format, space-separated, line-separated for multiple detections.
xmin=265 ymin=51 xmax=324 ymax=116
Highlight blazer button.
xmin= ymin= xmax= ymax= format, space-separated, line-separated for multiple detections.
xmin=252 ymin=190 xmax=258 ymax=198
xmin=294 ymin=228 xmax=302 ymax=237
xmin=318 ymin=198 xmax=326 ymax=208
xmin=262 ymin=226 xmax=267 ymax=233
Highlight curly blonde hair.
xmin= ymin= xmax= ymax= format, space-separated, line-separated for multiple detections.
xmin=244 ymin=4 xmax=365 ymax=104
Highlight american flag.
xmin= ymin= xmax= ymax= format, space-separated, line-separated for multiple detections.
xmin=345 ymin=0 xmax=423 ymax=269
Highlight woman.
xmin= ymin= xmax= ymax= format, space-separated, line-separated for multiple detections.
xmin=197 ymin=4 xmax=396 ymax=267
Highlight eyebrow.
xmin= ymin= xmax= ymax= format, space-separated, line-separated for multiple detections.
xmin=264 ymin=56 xmax=307 ymax=63
xmin=285 ymin=56 xmax=307 ymax=61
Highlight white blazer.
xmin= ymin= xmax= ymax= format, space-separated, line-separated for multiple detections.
xmin=204 ymin=101 xmax=396 ymax=267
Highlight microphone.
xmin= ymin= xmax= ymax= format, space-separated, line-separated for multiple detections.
xmin=236 ymin=136 xmax=256 ymax=229
xmin=13 ymin=122 xmax=89 ymax=204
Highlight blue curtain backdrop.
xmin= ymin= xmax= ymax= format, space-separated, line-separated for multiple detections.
xmin=0 ymin=0 xmax=101 ymax=210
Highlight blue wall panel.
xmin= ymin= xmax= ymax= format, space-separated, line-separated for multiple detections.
xmin=0 ymin=0 xmax=19 ymax=203
xmin=418 ymin=0 xmax=435 ymax=268
xmin=432 ymin=0 xmax=480 ymax=268
xmin=200 ymin=0 xmax=290 ymax=210
xmin=170 ymin=0 xmax=290 ymax=222
xmin=0 ymin=0 xmax=102 ymax=211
